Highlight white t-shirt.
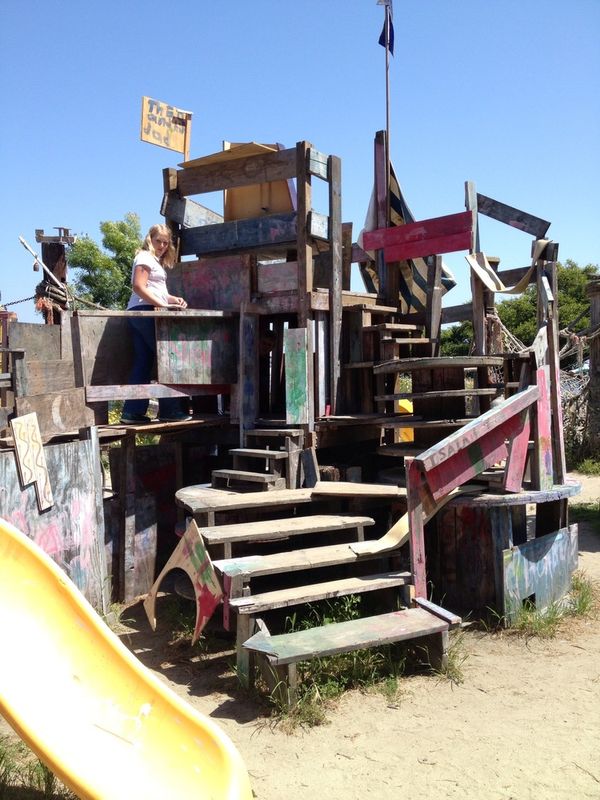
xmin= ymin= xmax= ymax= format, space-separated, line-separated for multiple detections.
xmin=127 ymin=250 xmax=170 ymax=308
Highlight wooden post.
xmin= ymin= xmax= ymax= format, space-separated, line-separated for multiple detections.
xmin=587 ymin=279 xmax=600 ymax=456
xmin=328 ymin=154 xmax=342 ymax=414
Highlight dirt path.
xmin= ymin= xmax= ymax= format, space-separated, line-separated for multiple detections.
xmin=129 ymin=473 xmax=599 ymax=800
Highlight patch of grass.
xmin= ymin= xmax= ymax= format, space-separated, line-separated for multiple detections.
xmin=0 ymin=735 xmax=76 ymax=799
xmin=505 ymin=571 xmax=598 ymax=639
xmin=569 ymin=501 xmax=600 ymax=528
xmin=436 ymin=629 xmax=469 ymax=685
xmin=575 ymin=457 xmax=600 ymax=476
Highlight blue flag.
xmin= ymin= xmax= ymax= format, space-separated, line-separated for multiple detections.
xmin=378 ymin=0 xmax=394 ymax=55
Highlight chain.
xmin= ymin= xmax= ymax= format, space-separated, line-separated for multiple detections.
xmin=2 ymin=295 xmax=37 ymax=308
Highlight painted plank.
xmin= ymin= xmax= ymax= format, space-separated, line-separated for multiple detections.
xmin=200 ymin=514 xmax=374 ymax=545
xmin=363 ymin=211 xmax=473 ymax=254
xmin=503 ymin=525 xmax=578 ymax=623
xmin=144 ymin=519 xmax=223 ymax=645
xmin=476 ymin=193 xmax=550 ymax=238
xmin=502 ymin=408 xmax=531 ymax=493
xmin=329 ymin=154 xmax=343 ymax=413
xmin=416 ymin=386 xmax=539 ymax=473
xmin=231 ymin=571 xmax=410 ymax=614
xmin=178 ymin=256 xmax=251 ymax=310
xmin=155 ymin=317 xmax=237 ymax=385
xmin=176 ymin=145 xmax=297 ymax=196
xmin=285 ymin=327 xmax=309 ymax=425
xmin=86 ymin=384 xmax=228 ymax=401
xmin=406 ymin=457 xmax=427 ymax=598
xmin=239 ymin=308 xmax=258 ymax=445
xmin=243 ymin=608 xmax=447 ymax=665
xmin=15 ymin=388 xmax=93 ymax=437
xmin=180 ymin=212 xmax=297 ymax=257
xmin=257 ymin=261 xmax=298 ymax=294
xmin=374 ymin=356 xmax=503 ymax=374
xmin=7 ymin=321 xmax=61 ymax=361
xmin=10 ymin=413 xmax=53 ymax=511
xmin=385 ymin=231 xmax=473 ymax=262
xmin=533 ymin=366 xmax=554 ymax=490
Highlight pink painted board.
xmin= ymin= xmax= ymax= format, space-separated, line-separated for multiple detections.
xmin=503 ymin=408 xmax=531 ymax=493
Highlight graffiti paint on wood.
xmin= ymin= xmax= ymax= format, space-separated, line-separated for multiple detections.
xmin=10 ymin=413 xmax=53 ymax=511
xmin=503 ymin=525 xmax=578 ymax=623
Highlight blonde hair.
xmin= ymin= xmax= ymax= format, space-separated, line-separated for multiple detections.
xmin=140 ymin=223 xmax=177 ymax=268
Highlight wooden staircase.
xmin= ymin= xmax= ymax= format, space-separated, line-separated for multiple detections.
xmin=211 ymin=427 xmax=304 ymax=491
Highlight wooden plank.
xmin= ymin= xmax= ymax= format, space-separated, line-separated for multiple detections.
xmin=10 ymin=413 xmax=53 ymax=511
xmin=177 ymin=256 xmax=251 ymax=310
xmin=329 ymin=154 xmax=342 ymax=414
xmin=11 ymin=359 xmax=75 ymax=397
xmin=180 ymin=212 xmax=297 ymax=257
xmin=176 ymin=145 xmax=297 ymax=196
xmin=155 ymin=316 xmax=237 ymax=385
xmin=502 ymin=525 xmax=578 ymax=624
xmin=312 ymin=480 xmax=406 ymax=498
xmin=363 ymin=211 xmax=474 ymax=256
xmin=285 ymin=327 xmax=309 ymax=425
xmin=243 ymin=608 xmax=447 ymax=665
xmin=239 ymin=307 xmax=259 ymax=445
xmin=307 ymin=147 xmax=328 ymax=179
xmin=214 ymin=541 xmax=381 ymax=579
xmin=144 ymin=519 xmax=223 ymax=644
xmin=416 ymin=386 xmax=539 ymax=473
xmin=257 ymin=261 xmax=298 ymax=294
xmin=175 ymin=486 xmax=313 ymax=516
xmin=296 ymin=140 xmax=313 ymax=327
xmin=502 ymin=408 xmax=531 ymax=493
xmin=229 ymin=448 xmax=287 ymax=460
xmin=441 ymin=303 xmax=473 ymax=324
xmin=15 ymin=388 xmax=93 ymax=437
xmin=200 ymin=514 xmax=375 ymax=546
xmin=532 ymin=366 xmax=554 ymax=490
xmin=406 ymin=458 xmax=427 ymax=598
xmin=414 ymin=597 xmax=462 ymax=628
xmin=160 ymin=193 xmax=223 ymax=227
xmin=7 ymin=322 xmax=60 ymax=361
xmin=86 ymin=384 xmax=228 ymax=401
xmin=374 ymin=356 xmax=503 ymax=374
xmin=211 ymin=469 xmax=282 ymax=484
xmin=477 ymin=193 xmax=551 ymax=238
xmin=375 ymin=388 xmax=500 ymax=401
xmin=231 ymin=570 xmax=410 ymax=614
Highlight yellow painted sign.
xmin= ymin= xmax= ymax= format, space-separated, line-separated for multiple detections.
xmin=140 ymin=96 xmax=192 ymax=158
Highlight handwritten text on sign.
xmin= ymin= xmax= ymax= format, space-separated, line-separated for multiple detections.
xmin=140 ymin=96 xmax=191 ymax=154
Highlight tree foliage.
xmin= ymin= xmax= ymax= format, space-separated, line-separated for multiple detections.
xmin=68 ymin=213 xmax=142 ymax=309
xmin=441 ymin=260 xmax=598 ymax=356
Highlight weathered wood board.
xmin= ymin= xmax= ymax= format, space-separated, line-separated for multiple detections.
xmin=502 ymin=525 xmax=578 ymax=623
xmin=156 ymin=316 xmax=237 ymax=384
xmin=257 ymin=261 xmax=298 ymax=294
xmin=175 ymin=256 xmax=251 ymax=310
xmin=0 ymin=431 xmax=108 ymax=611
xmin=180 ymin=212 xmax=298 ymax=258
xmin=362 ymin=211 xmax=474 ymax=261
xmin=476 ymin=193 xmax=550 ymax=238
xmin=10 ymin=413 xmax=53 ymax=511
xmin=15 ymin=388 xmax=94 ymax=437
xmin=284 ymin=327 xmax=309 ymax=425
xmin=8 ymin=321 xmax=61 ymax=361
xmin=71 ymin=314 xmax=134 ymax=385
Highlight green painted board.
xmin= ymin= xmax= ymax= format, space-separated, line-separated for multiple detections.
xmin=284 ymin=327 xmax=309 ymax=425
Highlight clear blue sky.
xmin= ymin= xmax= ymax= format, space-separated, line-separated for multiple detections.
xmin=2 ymin=0 xmax=598 ymax=323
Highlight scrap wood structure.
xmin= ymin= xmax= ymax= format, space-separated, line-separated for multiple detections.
xmin=0 ymin=131 xmax=582 ymax=701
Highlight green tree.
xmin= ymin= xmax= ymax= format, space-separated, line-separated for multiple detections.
xmin=68 ymin=213 xmax=142 ymax=309
xmin=441 ymin=260 xmax=598 ymax=356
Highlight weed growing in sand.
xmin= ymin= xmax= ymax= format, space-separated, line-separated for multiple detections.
xmin=575 ymin=458 xmax=600 ymax=476
xmin=0 ymin=735 xmax=76 ymax=799
xmin=570 ymin=502 xmax=600 ymax=531
xmin=502 ymin=571 xmax=598 ymax=639
xmin=435 ymin=629 xmax=469 ymax=685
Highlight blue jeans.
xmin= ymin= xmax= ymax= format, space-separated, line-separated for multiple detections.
xmin=122 ymin=307 xmax=185 ymax=419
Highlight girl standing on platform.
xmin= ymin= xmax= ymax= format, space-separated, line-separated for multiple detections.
xmin=120 ymin=224 xmax=191 ymax=424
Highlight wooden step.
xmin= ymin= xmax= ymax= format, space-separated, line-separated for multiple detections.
xmin=374 ymin=388 xmax=502 ymax=402
xmin=229 ymin=448 xmax=288 ymax=460
xmin=211 ymin=469 xmax=286 ymax=489
xmin=214 ymin=541 xmax=381 ymax=580
xmin=246 ymin=428 xmax=303 ymax=437
xmin=380 ymin=337 xmax=433 ymax=345
xmin=230 ymin=570 xmax=411 ymax=615
xmin=243 ymin=607 xmax=449 ymax=665
xmin=200 ymin=514 xmax=375 ymax=547
xmin=363 ymin=323 xmax=421 ymax=333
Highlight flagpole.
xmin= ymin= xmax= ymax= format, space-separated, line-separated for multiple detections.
xmin=384 ymin=4 xmax=391 ymax=225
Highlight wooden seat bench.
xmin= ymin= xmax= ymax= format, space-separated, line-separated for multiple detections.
xmin=200 ymin=513 xmax=375 ymax=558
xmin=242 ymin=606 xmax=454 ymax=704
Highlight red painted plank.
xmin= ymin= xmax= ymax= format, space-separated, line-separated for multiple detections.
xmin=362 ymin=210 xmax=474 ymax=251
xmin=384 ymin=230 xmax=473 ymax=261
xmin=534 ymin=367 xmax=554 ymax=490
xmin=406 ymin=458 xmax=427 ymax=598
xmin=503 ymin=408 xmax=531 ymax=493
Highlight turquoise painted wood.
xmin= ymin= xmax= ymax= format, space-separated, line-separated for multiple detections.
xmin=503 ymin=525 xmax=578 ymax=623
xmin=156 ymin=317 xmax=237 ymax=385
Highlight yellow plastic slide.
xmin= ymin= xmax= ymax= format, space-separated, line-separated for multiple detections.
xmin=0 ymin=518 xmax=252 ymax=800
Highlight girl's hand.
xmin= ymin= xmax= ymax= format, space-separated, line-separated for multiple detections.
xmin=170 ymin=296 xmax=187 ymax=309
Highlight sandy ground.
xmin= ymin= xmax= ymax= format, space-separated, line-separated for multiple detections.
xmin=1 ymin=473 xmax=598 ymax=798
xmin=123 ymin=472 xmax=600 ymax=800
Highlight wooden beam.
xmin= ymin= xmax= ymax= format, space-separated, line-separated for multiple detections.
xmin=180 ymin=212 xmax=297 ymax=257
xmin=329 ymin=154 xmax=342 ymax=414
xmin=476 ymin=193 xmax=550 ymax=238
xmin=161 ymin=193 xmax=223 ymax=227
xmin=176 ymin=146 xmax=297 ymax=196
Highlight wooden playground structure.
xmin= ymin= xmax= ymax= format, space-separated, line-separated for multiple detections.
xmin=0 ymin=131 xmax=583 ymax=701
